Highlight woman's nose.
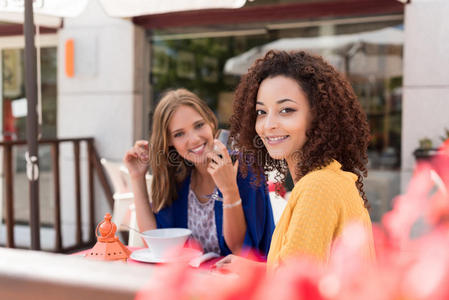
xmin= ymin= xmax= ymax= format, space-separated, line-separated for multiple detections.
xmin=187 ymin=131 xmax=202 ymax=144
xmin=264 ymin=112 xmax=278 ymax=130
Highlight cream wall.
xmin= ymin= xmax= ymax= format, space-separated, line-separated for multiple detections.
xmin=401 ymin=0 xmax=449 ymax=192
xmin=57 ymin=0 xmax=147 ymax=247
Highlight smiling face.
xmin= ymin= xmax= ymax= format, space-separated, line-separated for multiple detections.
xmin=255 ymin=75 xmax=312 ymax=163
xmin=168 ymin=105 xmax=214 ymax=165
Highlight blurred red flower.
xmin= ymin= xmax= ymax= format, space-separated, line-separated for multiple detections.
xmin=136 ymin=141 xmax=449 ymax=300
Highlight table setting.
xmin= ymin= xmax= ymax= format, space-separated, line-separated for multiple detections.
xmin=81 ymin=213 xmax=222 ymax=269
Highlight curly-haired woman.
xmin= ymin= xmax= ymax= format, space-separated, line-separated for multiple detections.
xmin=124 ymin=89 xmax=274 ymax=257
xmin=216 ymin=50 xmax=375 ymax=270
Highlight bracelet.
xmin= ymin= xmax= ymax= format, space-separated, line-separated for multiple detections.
xmin=223 ymin=199 xmax=242 ymax=209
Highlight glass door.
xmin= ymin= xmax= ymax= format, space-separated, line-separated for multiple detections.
xmin=0 ymin=37 xmax=57 ymax=228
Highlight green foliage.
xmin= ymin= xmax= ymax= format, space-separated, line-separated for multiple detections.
xmin=440 ymin=127 xmax=449 ymax=143
xmin=419 ymin=137 xmax=433 ymax=150
xmin=150 ymin=35 xmax=271 ymax=115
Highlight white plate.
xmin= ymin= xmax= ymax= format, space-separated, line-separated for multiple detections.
xmin=130 ymin=248 xmax=202 ymax=264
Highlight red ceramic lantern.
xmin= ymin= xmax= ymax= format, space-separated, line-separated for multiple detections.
xmin=85 ymin=213 xmax=131 ymax=262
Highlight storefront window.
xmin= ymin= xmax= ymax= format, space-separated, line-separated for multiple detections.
xmin=149 ymin=16 xmax=403 ymax=220
xmin=2 ymin=47 xmax=57 ymax=141
xmin=1 ymin=46 xmax=57 ymax=226
xmin=150 ymin=34 xmax=272 ymax=126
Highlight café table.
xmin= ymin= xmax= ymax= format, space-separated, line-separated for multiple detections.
xmin=75 ymin=246 xmax=222 ymax=269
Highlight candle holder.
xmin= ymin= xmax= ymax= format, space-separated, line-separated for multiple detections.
xmin=85 ymin=213 xmax=131 ymax=262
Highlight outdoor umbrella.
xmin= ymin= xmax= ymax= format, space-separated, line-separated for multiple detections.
xmin=0 ymin=0 xmax=246 ymax=250
xmin=224 ymin=26 xmax=404 ymax=78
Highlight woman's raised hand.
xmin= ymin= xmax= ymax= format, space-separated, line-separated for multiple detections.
xmin=206 ymin=140 xmax=239 ymax=196
xmin=123 ymin=140 xmax=150 ymax=179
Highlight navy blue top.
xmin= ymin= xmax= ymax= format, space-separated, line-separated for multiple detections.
xmin=154 ymin=169 xmax=275 ymax=258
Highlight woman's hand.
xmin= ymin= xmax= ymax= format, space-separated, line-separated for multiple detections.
xmin=214 ymin=254 xmax=265 ymax=275
xmin=123 ymin=140 xmax=150 ymax=179
xmin=207 ymin=140 xmax=245 ymax=253
xmin=214 ymin=254 xmax=238 ymax=270
xmin=206 ymin=140 xmax=239 ymax=197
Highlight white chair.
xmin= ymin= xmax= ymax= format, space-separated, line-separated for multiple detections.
xmin=101 ymin=158 xmax=155 ymax=247
xmin=145 ymin=174 xmax=153 ymax=202
xmin=110 ymin=192 xmax=134 ymax=232
xmin=100 ymin=158 xmax=130 ymax=194
xmin=127 ymin=174 xmax=153 ymax=246
xmin=269 ymin=191 xmax=287 ymax=225
xmin=119 ymin=166 xmax=152 ymax=200
xmin=127 ymin=203 xmax=145 ymax=247
xmin=100 ymin=158 xmax=133 ymax=231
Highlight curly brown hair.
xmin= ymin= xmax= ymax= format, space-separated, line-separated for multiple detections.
xmin=230 ymin=50 xmax=371 ymax=207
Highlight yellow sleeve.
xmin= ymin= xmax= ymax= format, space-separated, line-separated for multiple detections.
xmin=278 ymin=182 xmax=339 ymax=262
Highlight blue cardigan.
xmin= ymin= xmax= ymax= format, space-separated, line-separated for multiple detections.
xmin=154 ymin=169 xmax=275 ymax=258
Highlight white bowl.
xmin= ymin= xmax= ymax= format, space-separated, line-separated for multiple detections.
xmin=141 ymin=228 xmax=192 ymax=259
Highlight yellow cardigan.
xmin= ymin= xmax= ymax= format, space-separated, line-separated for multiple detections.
xmin=267 ymin=160 xmax=375 ymax=267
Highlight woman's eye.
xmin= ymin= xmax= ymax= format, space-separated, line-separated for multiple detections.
xmin=256 ymin=110 xmax=266 ymax=116
xmin=195 ymin=122 xmax=204 ymax=129
xmin=280 ymin=108 xmax=296 ymax=114
xmin=174 ymin=132 xmax=184 ymax=138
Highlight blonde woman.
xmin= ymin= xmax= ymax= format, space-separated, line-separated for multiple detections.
xmin=124 ymin=89 xmax=274 ymax=257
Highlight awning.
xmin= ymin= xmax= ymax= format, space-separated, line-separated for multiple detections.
xmin=0 ymin=0 xmax=247 ymax=26
xmin=0 ymin=0 xmax=89 ymax=27
xmin=98 ymin=0 xmax=246 ymax=17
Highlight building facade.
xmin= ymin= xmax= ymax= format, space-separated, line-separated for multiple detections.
xmin=1 ymin=0 xmax=448 ymax=249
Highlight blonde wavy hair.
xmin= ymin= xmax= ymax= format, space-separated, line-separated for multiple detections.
xmin=149 ymin=89 xmax=218 ymax=212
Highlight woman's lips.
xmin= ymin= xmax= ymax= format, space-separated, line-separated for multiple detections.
xmin=265 ymin=135 xmax=289 ymax=145
xmin=189 ymin=143 xmax=206 ymax=154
